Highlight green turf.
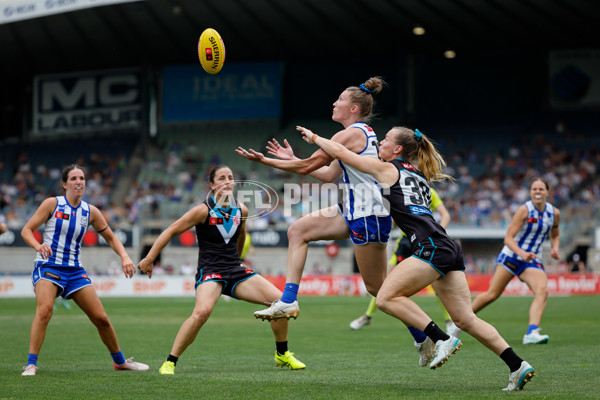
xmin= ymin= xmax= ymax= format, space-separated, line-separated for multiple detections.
xmin=1 ymin=295 xmax=598 ymax=399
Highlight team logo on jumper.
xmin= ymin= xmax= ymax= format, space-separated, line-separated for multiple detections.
xmin=203 ymin=273 xmax=222 ymax=281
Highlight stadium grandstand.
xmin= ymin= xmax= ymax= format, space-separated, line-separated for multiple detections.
xmin=1 ymin=0 xmax=599 ymax=280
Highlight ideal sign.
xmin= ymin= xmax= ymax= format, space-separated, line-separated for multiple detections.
xmin=33 ymin=69 xmax=141 ymax=135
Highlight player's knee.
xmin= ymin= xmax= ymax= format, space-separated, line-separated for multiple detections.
xmin=90 ymin=313 xmax=111 ymax=329
xmin=533 ymin=285 xmax=548 ymax=300
xmin=375 ymin=293 xmax=399 ymax=313
xmin=287 ymin=223 xmax=308 ymax=244
xmin=36 ymin=304 xmax=54 ymax=321
xmin=365 ymin=286 xmax=378 ymax=297
xmin=190 ymin=307 xmax=212 ymax=324
xmin=452 ymin=313 xmax=475 ymax=332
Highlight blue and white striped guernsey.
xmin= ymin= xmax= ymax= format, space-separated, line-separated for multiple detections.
xmin=500 ymin=200 xmax=556 ymax=261
xmin=34 ymin=196 xmax=90 ymax=267
xmin=338 ymin=122 xmax=389 ymax=220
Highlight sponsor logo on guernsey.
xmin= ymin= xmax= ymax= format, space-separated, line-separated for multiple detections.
xmin=527 ymin=217 xmax=538 ymax=223
xmin=203 ymin=273 xmax=222 ymax=281
xmin=44 ymin=271 xmax=61 ymax=280
xmin=402 ymin=163 xmax=415 ymax=170
xmin=409 ymin=206 xmax=432 ymax=216
xmin=55 ymin=211 xmax=63 ymax=219
xmin=245 ymin=269 xmax=254 ymax=274
xmin=209 ymin=217 xmax=224 ymax=225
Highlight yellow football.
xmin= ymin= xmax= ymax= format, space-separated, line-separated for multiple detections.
xmin=198 ymin=28 xmax=226 ymax=74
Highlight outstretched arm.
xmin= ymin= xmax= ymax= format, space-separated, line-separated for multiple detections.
xmin=137 ymin=204 xmax=208 ymax=278
xmin=266 ymin=138 xmax=342 ymax=182
xmin=235 ymin=145 xmax=333 ymax=175
xmin=297 ymin=126 xmax=397 ymax=187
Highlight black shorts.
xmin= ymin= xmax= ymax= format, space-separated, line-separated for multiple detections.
xmin=411 ymin=235 xmax=465 ymax=276
xmin=394 ymin=236 xmax=412 ymax=263
xmin=195 ymin=263 xmax=258 ymax=298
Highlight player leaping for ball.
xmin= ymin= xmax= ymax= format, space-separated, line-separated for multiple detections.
xmin=236 ymin=77 xmax=391 ymax=323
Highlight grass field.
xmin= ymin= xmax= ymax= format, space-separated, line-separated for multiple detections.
xmin=1 ymin=295 xmax=599 ymax=399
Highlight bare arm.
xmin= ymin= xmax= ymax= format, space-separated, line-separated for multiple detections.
xmin=236 ymin=145 xmax=333 ymax=175
xmin=137 ymin=204 xmax=208 ymax=278
xmin=90 ymin=205 xmax=135 ymax=278
xmin=435 ymin=203 xmax=451 ymax=229
xmin=549 ymin=208 xmax=560 ymax=260
xmin=266 ymin=138 xmax=342 ymax=182
xmin=21 ymin=197 xmax=56 ymax=259
xmin=503 ymin=205 xmax=536 ymax=262
xmin=298 ymin=126 xmax=398 ymax=187
xmin=0 ymin=223 xmax=6 ymax=235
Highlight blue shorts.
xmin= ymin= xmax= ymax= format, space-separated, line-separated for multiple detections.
xmin=32 ymin=262 xmax=92 ymax=299
xmin=341 ymin=213 xmax=392 ymax=246
xmin=496 ymin=253 xmax=544 ymax=277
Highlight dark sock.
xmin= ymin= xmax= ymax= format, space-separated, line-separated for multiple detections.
xmin=500 ymin=348 xmax=523 ymax=372
xmin=407 ymin=327 xmax=428 ymax=343
xmin=167 ymin=354 xmax=179 ymax=366
xmin=276 ymin=341 xmax=288 ymax=355
xmin=423 ymin=321 xmax=450 ymax=343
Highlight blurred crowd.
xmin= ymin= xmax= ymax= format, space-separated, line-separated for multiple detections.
xmin=1 ymin=122 xmax=598 ymax=243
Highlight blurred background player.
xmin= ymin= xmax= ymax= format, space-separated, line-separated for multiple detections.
xmin=350 ymin=187 xmax=452 ymax=330
xmin=449 ymin=178 xmax=560 ymax=345
xmin=0 ymin=215 xmax=7 ymax=235
xmin=138 ymin=166 xmax=305 ymax=375
xmin=20 ymin=165 xmax=149 ymax=376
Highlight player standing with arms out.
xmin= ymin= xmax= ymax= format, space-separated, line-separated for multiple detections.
xmin=236 ymin=77 xmax=391 ymax=322
xmin=299 ymin=126 xmax=535 ymax=391
xmin=20 ymin=165 xmax=149 ymax=376
xmin=449 ymin=178 xmax=560 ymax=344
xmin=138 ymin=166 xmax=305 ymax=374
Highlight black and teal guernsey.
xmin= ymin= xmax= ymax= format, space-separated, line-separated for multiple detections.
xmin=195 ymin=196 xmax=243 ymax=268
xmin=384 ymin=159 xmax=448 ymax=246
